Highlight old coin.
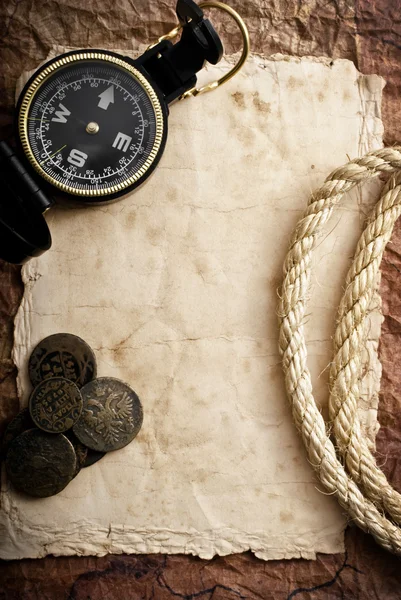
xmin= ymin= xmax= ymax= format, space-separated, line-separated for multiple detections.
xmin=5 ymin=429 xmax=76 ymax=497
xmin=28 ymin=333 xmax=97 ymax=389
xmin=73 ymin=377 xmax=143 ymax=452
xmin=65 ymin=430 xmax=88 ymax=477
xmin=0 ymin=408 xmax=34 ymax=460
xmin=29 ymin=377 xmax=83 ymax=433
xmin=83 ymin=449 xmax=106 ymax=468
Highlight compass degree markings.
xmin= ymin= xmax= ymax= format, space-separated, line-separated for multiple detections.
xmin=31 ymin=73 xmax=154 ymax=185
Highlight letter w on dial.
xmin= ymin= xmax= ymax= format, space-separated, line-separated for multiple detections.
xmin=52 ymin=103 xmax=71 ymax=123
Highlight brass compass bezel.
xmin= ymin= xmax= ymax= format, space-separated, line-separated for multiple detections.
xmin=18 ymin=51 xmax=165 ymax=198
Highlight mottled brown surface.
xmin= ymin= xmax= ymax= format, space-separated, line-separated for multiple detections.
xmin=1 ymin=0 xmax=401 ymax=597
xmin=1 ymin=528 xmax=401 ymax=599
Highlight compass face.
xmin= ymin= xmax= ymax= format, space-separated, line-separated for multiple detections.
xmin=17 ymin=51 xmax=166 ymax=201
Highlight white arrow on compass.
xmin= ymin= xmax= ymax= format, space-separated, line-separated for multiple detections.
xmin=98 ymin=85 xmax=115 ymax=110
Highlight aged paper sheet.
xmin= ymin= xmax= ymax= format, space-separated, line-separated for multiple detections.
xmin=0 ymin=53 xmax=384 ymax=560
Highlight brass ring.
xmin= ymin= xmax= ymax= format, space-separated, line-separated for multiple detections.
xmin=180 ymin=1 xmax=250 ymax=99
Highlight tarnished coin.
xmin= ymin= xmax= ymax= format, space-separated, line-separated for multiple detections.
xmin=28 ymin=333 xmax=97 ymax=389
xmin=0 ymin=408 xmax=34 ymax=459
xmin=65 ymin=430 xmax=88 ymax=477
xmin=29 ymin=377 xmax=83 ymax=433
xmin=5 ymin=429 xmax=76 ymax=497
xmin=83 ymin=449 xmax=106 ymax=468
xmin=73 ymin=377 xmax=143 ymax=452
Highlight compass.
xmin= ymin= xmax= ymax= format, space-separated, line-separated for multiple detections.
xmin=18 ymin=51 xmax=167 ymax=201
xmin=0 ymin=0 xmax=249 ymax=263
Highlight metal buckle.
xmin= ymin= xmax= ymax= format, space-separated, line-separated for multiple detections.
xmin=147 ymin=1 xmax=250 ymax=100
xmin=146 ymin=25 xmax=183 ymax=52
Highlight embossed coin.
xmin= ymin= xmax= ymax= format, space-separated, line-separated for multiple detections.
xmin=28 ymin=333 xmax=97 ymax=389
xmin=83 ymin=449 xmax=106 ymax=468
xmin=73 ymin=377 xmax=143 ymax=452
xmin=5 ymin=429 xmax=76 ymax=497
xmin=65 ymin=430 xmax=88 ymax=477
xmin=0 ymin=408 xmax=34 ymax=459
xmin=29 ymin=377 xmax=83 ymax=433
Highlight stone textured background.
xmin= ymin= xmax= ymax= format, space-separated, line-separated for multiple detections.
xmin=1 ymin=0 xmax=401 ymax=597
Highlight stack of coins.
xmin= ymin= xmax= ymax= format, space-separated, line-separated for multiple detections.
xmin=0 ymin=333 xmax=143 ymax=498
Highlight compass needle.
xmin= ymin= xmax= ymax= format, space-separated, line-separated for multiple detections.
xmin=40 ymin=144 xmax=67 ymax=166
xmin=98 ymin=85 xmax=115 ymax=110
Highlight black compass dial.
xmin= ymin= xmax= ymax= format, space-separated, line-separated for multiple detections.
xmin=18 ymin=53 xmax=166 ymax=200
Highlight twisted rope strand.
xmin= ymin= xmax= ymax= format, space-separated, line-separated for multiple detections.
xmin=278 ymin=147 xmax=401 ymax=554
xmin=329 ymin=178 xmax=401 ymax=524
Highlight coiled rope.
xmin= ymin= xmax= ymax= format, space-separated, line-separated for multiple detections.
xmin=278 ymin=147 xmax=401 ymax=554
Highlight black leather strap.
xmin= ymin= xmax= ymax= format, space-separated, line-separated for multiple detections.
xmin=0 ymin=142 xmax=52 ymax=263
